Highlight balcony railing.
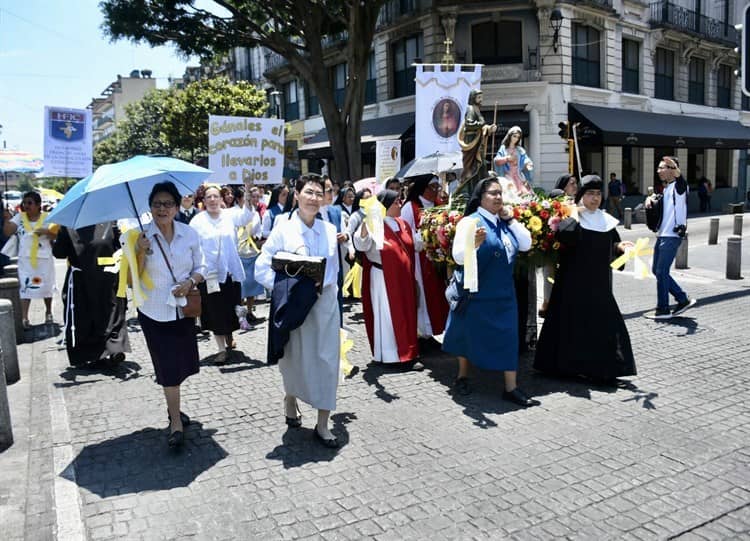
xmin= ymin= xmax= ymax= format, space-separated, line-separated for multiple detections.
xmin=377 ymin=0 xmax=418 ymax=29
xmin=649 ymin=1 xmax=739 ymax=47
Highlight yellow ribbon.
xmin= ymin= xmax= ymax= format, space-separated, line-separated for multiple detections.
xmin=117 ymin=229 xmax=154 ymax=307
xmin=360 ymin=196 xmax=386 ymax=250
xmin=97 ymin=257 xmax=116 ymax=266
xmin=339 ymin=328 xmax=355 ymax=377
xmin=342 ymin=262 xmax=362 ymax=298
xmin=610 ymin=237 xmax=653 ymax=279
xmin=20 ymin=211 xmax=52 ymax=269
xmin=237 ymin=225 xmax=260 ymax=254
xmin=462 ymin=217 xmax=480 ymax=292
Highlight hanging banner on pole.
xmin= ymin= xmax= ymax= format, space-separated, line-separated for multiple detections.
xmin=208 ymin=115 xmax=285 ymax=184
xmin=44 ymin=106 xmax=93 ymax=178
xmin=415 ymin=65 xmax=482 ymax=159
xmin=375 ymin=140 xmax=402 ymax=184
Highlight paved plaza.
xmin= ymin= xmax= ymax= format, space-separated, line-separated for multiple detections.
xmin=1 ymin=214 xmax=749 ymax=540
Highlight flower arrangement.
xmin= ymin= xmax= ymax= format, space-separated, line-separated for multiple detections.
xmin=419 ymin=194 xmax=573 ymax=270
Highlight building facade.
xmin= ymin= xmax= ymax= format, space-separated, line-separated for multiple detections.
xmin=88 ymin=70 xmax=157 ymax=145
xmin=234 ymin=0 xmax=749 ymax=208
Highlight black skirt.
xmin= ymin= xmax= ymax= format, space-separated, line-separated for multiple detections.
xmin=138 ymin=311 xmax=199 ymax=387
xmin=199 ymin=275 xmax=242 ymax=334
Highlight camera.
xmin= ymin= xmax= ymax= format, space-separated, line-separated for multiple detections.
xmin=673 ymin=224 xmax=686 ymax=238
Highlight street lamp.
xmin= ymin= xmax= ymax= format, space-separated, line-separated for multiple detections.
xmin=270 ymin=89 xmax=282 ymax=119
xmin=550 ymin=8 xmax=563 ymax=53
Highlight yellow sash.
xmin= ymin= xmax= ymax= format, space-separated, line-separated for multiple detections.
xmin=20 ymin=211 xmax=51 ymax=269
xmin=339 ymin=328 xmax=355 ymax=377
xmin=237 ymin=225 xmax=260 ymax=255
xmin=342 ymin=262 xmax=362 ymax=298
xmin=117 ymin=229 xmax=154 ymax=307
xmin=610 ymin=237 xmax=653 ymax=279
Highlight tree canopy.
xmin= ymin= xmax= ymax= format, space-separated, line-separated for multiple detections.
xmin=100 ymin=0 xmax=388 ymax=180
xmin=94 ymin=77 xmax=268 ymax=166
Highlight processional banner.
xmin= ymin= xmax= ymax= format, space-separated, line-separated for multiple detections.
xmin=375 ymin=140 xmax=402 ymax=184
xmin=414 ymin=65 xmax=482 ymax=159
xmin=44 ymin=106 xmax=93 ymax=178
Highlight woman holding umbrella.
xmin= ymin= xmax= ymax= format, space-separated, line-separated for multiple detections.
xmin=134 ymin=182 xmax=206 ymax=448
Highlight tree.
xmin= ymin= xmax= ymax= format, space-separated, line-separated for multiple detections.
xmin=162 ymin=77 xmax=269 ymax=161
xmin=100 ymin=0 xmax=388 ymax=181
xmin=93 ymin=78 xmax=267 ymax=165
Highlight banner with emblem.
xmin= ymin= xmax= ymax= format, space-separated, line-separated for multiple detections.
xmin=44 ymin=106 xmax=93 ymax=178
xmin=414 ymin=65 xmax=482 ymax=159
xmin=375 ymin=140 xmax=401 ymax=184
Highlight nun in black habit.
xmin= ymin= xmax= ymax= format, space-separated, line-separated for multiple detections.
xmin=534 ymin=175 xmax=636 ymax=382
xmin=53 ymin=222 xmax=129 ymax=367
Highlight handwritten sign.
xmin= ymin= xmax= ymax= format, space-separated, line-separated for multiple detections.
xmin=208 ymin=115 xmax=284 ymax=185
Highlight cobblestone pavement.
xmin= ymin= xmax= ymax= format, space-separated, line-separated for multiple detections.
xmin=1 ymin=214 xmax=749 ymax=540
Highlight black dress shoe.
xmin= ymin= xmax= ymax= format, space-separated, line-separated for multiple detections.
xmin=314 ymin=426 xmax=339 ymax=448
xmin=503 ymin=387 xmax=540 ymax=408
xmin=285 ymin=415 xmax=302 ymax=428
xmin=167 ymin=430 xmax=184 ymax=448
xmin=453 ymin=377 xmax=471 ymax=396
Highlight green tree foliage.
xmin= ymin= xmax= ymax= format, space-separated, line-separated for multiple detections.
xmin=162 ymin=77 xmax=269 ymax=161
xmin=93 ymin=77 xmax=267 ymax=165
xmin=100 ymin=0 xmax=387 ymax=180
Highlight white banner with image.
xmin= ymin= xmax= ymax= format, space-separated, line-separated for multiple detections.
xmin=208 ymin=115 xmax=285 ymax=185
xmin=414 ymin=64 xmax=482 ymax=159
xmin=375 ymin=140 xmax=402 ymax=184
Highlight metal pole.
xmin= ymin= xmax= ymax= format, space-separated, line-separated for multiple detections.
xmin=733 ymin=214 xmax=743 ymax=236
xmin=675 ymin=234 xmax=689 ymax=269
xmin=708 ymin=218 xmax=719 ymax=245
xmin=0 ymin=300 xmax=19 ymax=383
xmin=726 ymin=235 xmax=742 ymax=279
xmin=624 ymin=208 xmax=632 ymax=229
xmin=0 ymin=342 xmax=13 ymax=451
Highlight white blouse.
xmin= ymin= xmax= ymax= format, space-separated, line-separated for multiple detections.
xmin=135 ymin=221 xmax=206 ymax=322
xmin=190 ymin=205 xmax=255 ymax=283
xmin=255 ymin=210 xmax=340 ymax=291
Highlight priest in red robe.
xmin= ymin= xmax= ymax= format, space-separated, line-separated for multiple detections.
xmin=353 ymin=189 xmax=419 ymax=364
xmin=400 ymin=175 xmax=449 ymax=338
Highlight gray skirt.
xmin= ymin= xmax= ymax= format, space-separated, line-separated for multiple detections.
xmin=279 ymin=284 xmax=340 ymax=411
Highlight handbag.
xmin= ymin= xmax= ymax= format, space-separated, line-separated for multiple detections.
xmin=445 ymin=268 xmax=471 ymax=315
xmin=153 ymin=235 xmax=202 ymax=318
xmin=271 ymin=251 xmax=326 ymax=293
xmin=1 ymin=232 xmax=19 ymax=258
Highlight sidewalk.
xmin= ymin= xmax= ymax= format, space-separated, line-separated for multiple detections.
xmin=1 ymin=225 xmax=749 ymax=539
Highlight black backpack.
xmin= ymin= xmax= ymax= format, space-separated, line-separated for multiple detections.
xmin=645 ymin=194 xmax=664 ymax=232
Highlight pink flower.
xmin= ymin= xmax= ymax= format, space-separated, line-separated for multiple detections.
xmin=548 ymin=216 xmax=561 ymax=232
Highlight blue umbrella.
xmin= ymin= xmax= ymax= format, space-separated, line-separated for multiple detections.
xmin=47 ymin=156 xmax=212 ymax=229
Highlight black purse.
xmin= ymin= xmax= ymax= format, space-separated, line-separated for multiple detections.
xmin=271 ymin=252 xmax=327 ymax=293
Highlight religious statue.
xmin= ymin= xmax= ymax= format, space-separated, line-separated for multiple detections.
xmin=493 ymin=125 xmax=533 ymax=202
xmin=455 ymin=89 xmax=496 ymax=197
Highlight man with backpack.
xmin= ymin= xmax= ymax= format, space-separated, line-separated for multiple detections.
xmin=646 ymin=156 xmax=696 ymax=320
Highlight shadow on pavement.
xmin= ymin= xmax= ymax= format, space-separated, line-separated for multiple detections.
xmin=55 ymin=360 xmax=143 ymax=387
xmin=67 ymin=421 xmax=227 ymax=497
xmin=219 ymin=351 xmax=266 ymax=374
xmin=361 ymin=363 xmax=401 ymax=403
xmin=265 ymin=412 xmax=356 ymax=469
xmin=623 ymin=288 xmax=750 ymax=320
xmin=21 ymin=322 xmax=61 ymax=344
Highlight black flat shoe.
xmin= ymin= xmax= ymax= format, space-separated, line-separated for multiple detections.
xmin=167 ymin=430 xmax=184 ymax=448
xmin=314 ymin=426 xmax=339 ymax=448
xmin=453 ymin=377 xmax=471 ymax=396
xmin=503 ymin=388 xmax=540 ymax=408
xmin=285 ymin=415 xmax=302 ymax=428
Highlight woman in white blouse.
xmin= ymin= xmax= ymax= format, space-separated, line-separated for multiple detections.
xmin=255 ymin=176 xmax=341 ymax=448
xmin=190 ymin=183 xmax=257 ymax=364
xmin=134 ymin=182 xmax=206 ymax=448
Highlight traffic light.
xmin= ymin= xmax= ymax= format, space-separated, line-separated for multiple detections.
xmin=557 ymin=121 xmax=569 ymax=140
xmin=742 ymin=4 xmax=750 ymax=96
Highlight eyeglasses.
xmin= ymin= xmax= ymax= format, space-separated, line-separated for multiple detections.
xmin=657 ymin=165 xmax=676 ymax=170
xmin=485 ymin=190 xmax=503 ymax=197
xmin=301 ymin=189 xmax=325 ymax=199
xmin=151 ymin=200 xmax=177 ymax=209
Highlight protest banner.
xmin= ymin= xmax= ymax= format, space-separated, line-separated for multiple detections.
xmin=208 ymin=115 xmax=284 ymax=184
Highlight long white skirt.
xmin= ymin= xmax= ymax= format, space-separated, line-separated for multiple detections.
xmin=368 ymin=268 xmax=399 ymax=363
xmin=413 ymin=254 xmax=433 ymax=337
xmin=280 ymin=284 xmax=340 ymax=411
xmin=18 ymin=256 xmax=56 ymax=299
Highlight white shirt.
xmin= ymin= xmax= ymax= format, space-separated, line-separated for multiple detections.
xmin=657 ymin=180 xmax=688 ymax=238
xmin=400 ymin=196 xmax=435 ymax=239
xmin=255 ymin=210 xmax=340 ymax=291
xmin=135 ymin=221 xmax=206 ymax=322
xmin=190 ymin=205 xmax=255 ymax=283
xmin=11 ymin=213 xmax=53 ymax=259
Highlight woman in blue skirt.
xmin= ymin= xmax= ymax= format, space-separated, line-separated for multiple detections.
xmin=442 ymin=176 xmax=540 ymax=407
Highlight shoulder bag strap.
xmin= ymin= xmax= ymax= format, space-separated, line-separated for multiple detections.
xmin=153 ymin=234 xmax=181 ymax=319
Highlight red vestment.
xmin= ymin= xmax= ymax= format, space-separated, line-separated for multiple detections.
xmin=411 ymin=201 xmax=449 ymax=335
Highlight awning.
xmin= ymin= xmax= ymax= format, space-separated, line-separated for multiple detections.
xmin=569 ymin=103 xmax=750 ymax=149
xmin=298 ymin=113 xmax=415 ymax=160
